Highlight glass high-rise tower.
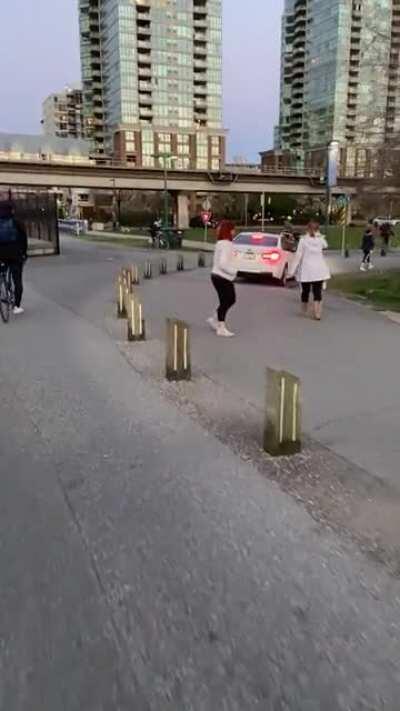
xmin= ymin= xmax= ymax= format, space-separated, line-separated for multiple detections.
xmin=276 ymin=0 xmax=400 ymax=168
xmin=78 ymin=0 xmax=226 ymax=170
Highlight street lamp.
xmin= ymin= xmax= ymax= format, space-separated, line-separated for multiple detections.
xmin=153 ymin=152 xmax=177 ymax=229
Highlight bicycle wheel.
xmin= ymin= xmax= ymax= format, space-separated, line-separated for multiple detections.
xmin=0 ymin=274 xmax=10 ymax=323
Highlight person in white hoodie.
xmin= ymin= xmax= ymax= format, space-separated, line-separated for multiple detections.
xmin=208 ymin=220 xmax=237 ymax=337
xmin=288 ymin=220 xmax=330 ymax=321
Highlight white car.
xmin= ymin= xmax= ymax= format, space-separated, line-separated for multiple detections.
xmin=373 ymin=217 xmax=400 ymax=227
xmin=233 ymin=231 xmax=297 ymax=284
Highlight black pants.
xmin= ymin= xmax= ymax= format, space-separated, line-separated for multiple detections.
xmin=9 ymin=261 xmax=24 ymax=307
xmin=211 ymin=274 xmax=236 ymax=322
xmin=362 ymin=249 xmax=371 ymax=264
xmin=301 ymin=281 xmax=323 ymax=304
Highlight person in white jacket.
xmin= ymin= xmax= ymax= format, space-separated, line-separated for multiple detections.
xmin=289 ymin=220 xmax=330 ymax=321
xmin=208 ymin=220 xmax=237 ymax=337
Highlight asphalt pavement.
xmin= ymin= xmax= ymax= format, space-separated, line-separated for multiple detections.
xmin=136 ymin=257 xmax=400 ymax=490
xmin=2 ymin=235 xmax=400 ymax=709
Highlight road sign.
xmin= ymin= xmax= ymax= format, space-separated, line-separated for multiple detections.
xmin=201 ymin=211 xmax=211 ymax=225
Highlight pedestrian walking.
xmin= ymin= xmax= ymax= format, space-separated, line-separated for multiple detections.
xmin=288 ymin=220 xmax=330 ymax=321
xmin=0 ymin=201 xmax=28 ymax=314
xmin=360 ymin=223 xmax=375 ymax=271
xmin=379 ymin=221 xmax=393 ymax=256
xmin=207 ymin=220 xmax=237 ymax=337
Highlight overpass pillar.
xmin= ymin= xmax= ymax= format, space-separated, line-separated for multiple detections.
xmin=175 ymin=192 xmax=190 ymax=229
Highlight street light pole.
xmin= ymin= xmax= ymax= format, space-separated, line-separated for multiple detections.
xmin=153 ymin=152 xmax=177 ymax=230
xmin=163 ymin=156 xmax=169 ymax=229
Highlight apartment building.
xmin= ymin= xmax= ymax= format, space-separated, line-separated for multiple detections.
xmin=42 ymin=86 xmax=85 ymax=140
xmin=78 ymin=0 xmax=226 ymax=169
xmin=274 ymin=0 xmax=400 ymax=175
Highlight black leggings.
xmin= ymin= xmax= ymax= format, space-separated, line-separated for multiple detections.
xmin=211 ymin=274 xmax=236 ymax=322
xmin=9 ymin=261 xmax=24 ymax=307
xmin=362 ymin=249 xmax=371 ymax=264
xmin=301 ymin=281 xmax=323 ymax=304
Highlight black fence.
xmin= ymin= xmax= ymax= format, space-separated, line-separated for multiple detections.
xmin=5 ymin=191 xmax=60 ymax=256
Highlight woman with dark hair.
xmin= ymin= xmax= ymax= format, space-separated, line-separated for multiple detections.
xmin=207 ymin=220 xmax=237 ymax=337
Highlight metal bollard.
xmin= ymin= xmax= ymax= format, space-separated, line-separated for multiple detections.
xmin=144 ymin=260 xmax=153 ymax=279
xmin=159 ymin=257 xmax=168 ymax=275
xmin=198 ymin=252 xmax=206 ymax=268
xmin=127 ymin=295 xmax=146 ymax=342
xmin=166 ymin=318 xmax=191 ymax=381
xmin=177 ymin=254 xmax=184 ymax=272
xmin=263 ymin=367 xmax=302 ymax=456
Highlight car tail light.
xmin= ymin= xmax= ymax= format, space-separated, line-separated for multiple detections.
xmin=262 ymin=250 xmax=281 ymax=262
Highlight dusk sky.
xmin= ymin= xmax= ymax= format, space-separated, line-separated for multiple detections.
xmin=0 ymin=0 xmax=284 ymax=161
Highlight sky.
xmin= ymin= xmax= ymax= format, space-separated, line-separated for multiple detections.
xmin=0 ymin=0 xmax=284 ymax=161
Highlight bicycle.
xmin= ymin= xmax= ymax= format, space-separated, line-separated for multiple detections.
xmin=0 ymin=262 xmax=15 ymax=323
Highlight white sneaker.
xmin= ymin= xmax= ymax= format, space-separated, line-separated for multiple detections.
xmin=13 ymin=306 xmax=24 ymax=315
xmin=216 ymin=323 xmax=235 ymax=337
xmin=360 ymin=264 xmax=367 ymax=272
xmin=207 ymin=316 xmax=218 ymax=331
xmin=368 ymin=263 xmax=375 ymax=270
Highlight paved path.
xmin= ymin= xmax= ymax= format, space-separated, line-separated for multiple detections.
xmin=139 ymin=267 xmax=400 ymax=490
xmin=2 ymin=235 xmax=400 ymax=709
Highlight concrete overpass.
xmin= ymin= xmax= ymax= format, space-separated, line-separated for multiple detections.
xmin=0 ymin=159 xmax=358 ymax=227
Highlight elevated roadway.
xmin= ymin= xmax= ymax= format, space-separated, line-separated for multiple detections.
xmin=0 ymin=159 xmax=358 ymax=196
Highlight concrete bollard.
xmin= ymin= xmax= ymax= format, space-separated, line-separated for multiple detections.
xmin=159 ymin=257 xmax=168 ymax=275
xmin=198 ymin=252 xmax=206 ymax=268
xmin=177 ymin=254 xmax=184 ymax=272
xmin=144 ymin=260 xmax=153 ymax=279
xmin=117 ymin=274 xmax=127 ymax=318
xmin=263 ymin=367 xmax=302 ymax=456
xmin=127 ymin=294 xmax=146 ymax=342
xmin=166 ymin=318 xmax=191 ymax=381
xmin=124 ymin=285 xmax=131 ymax=315
xmin=123 ymin=267 xmax=133 ymax=291
xmin=131 ymin=264 xmax=140 ymax=285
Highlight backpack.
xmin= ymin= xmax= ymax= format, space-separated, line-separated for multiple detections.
xmin=0 ymin=217 xmax=20 ymax=259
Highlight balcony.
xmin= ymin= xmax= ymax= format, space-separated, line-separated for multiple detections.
xmin=139 ymin=94 xmax=152 ymax=106
xmin=193 ymin=19 xmax=208 ymax=29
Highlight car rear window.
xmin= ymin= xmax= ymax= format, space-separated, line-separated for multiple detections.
xmin=234 ymin=233 xmax=279 ymax=247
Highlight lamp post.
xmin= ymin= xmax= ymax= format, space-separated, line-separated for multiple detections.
xmin=153 ymin=152 xmax=177 ymax=229
xmin=326 ymin=140 xmax=339 ymax=236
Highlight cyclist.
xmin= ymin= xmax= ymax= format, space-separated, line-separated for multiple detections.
xmin=0 ymin=201 xmax=28 ymax=315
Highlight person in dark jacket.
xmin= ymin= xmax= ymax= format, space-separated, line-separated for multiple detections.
xmin=360 ymin=224 xmax=375 ymax=271
xmin=379 ymin=221 xmax=394 ymax=256
xmin=0 ymin=201 xmax=28 ymax=314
